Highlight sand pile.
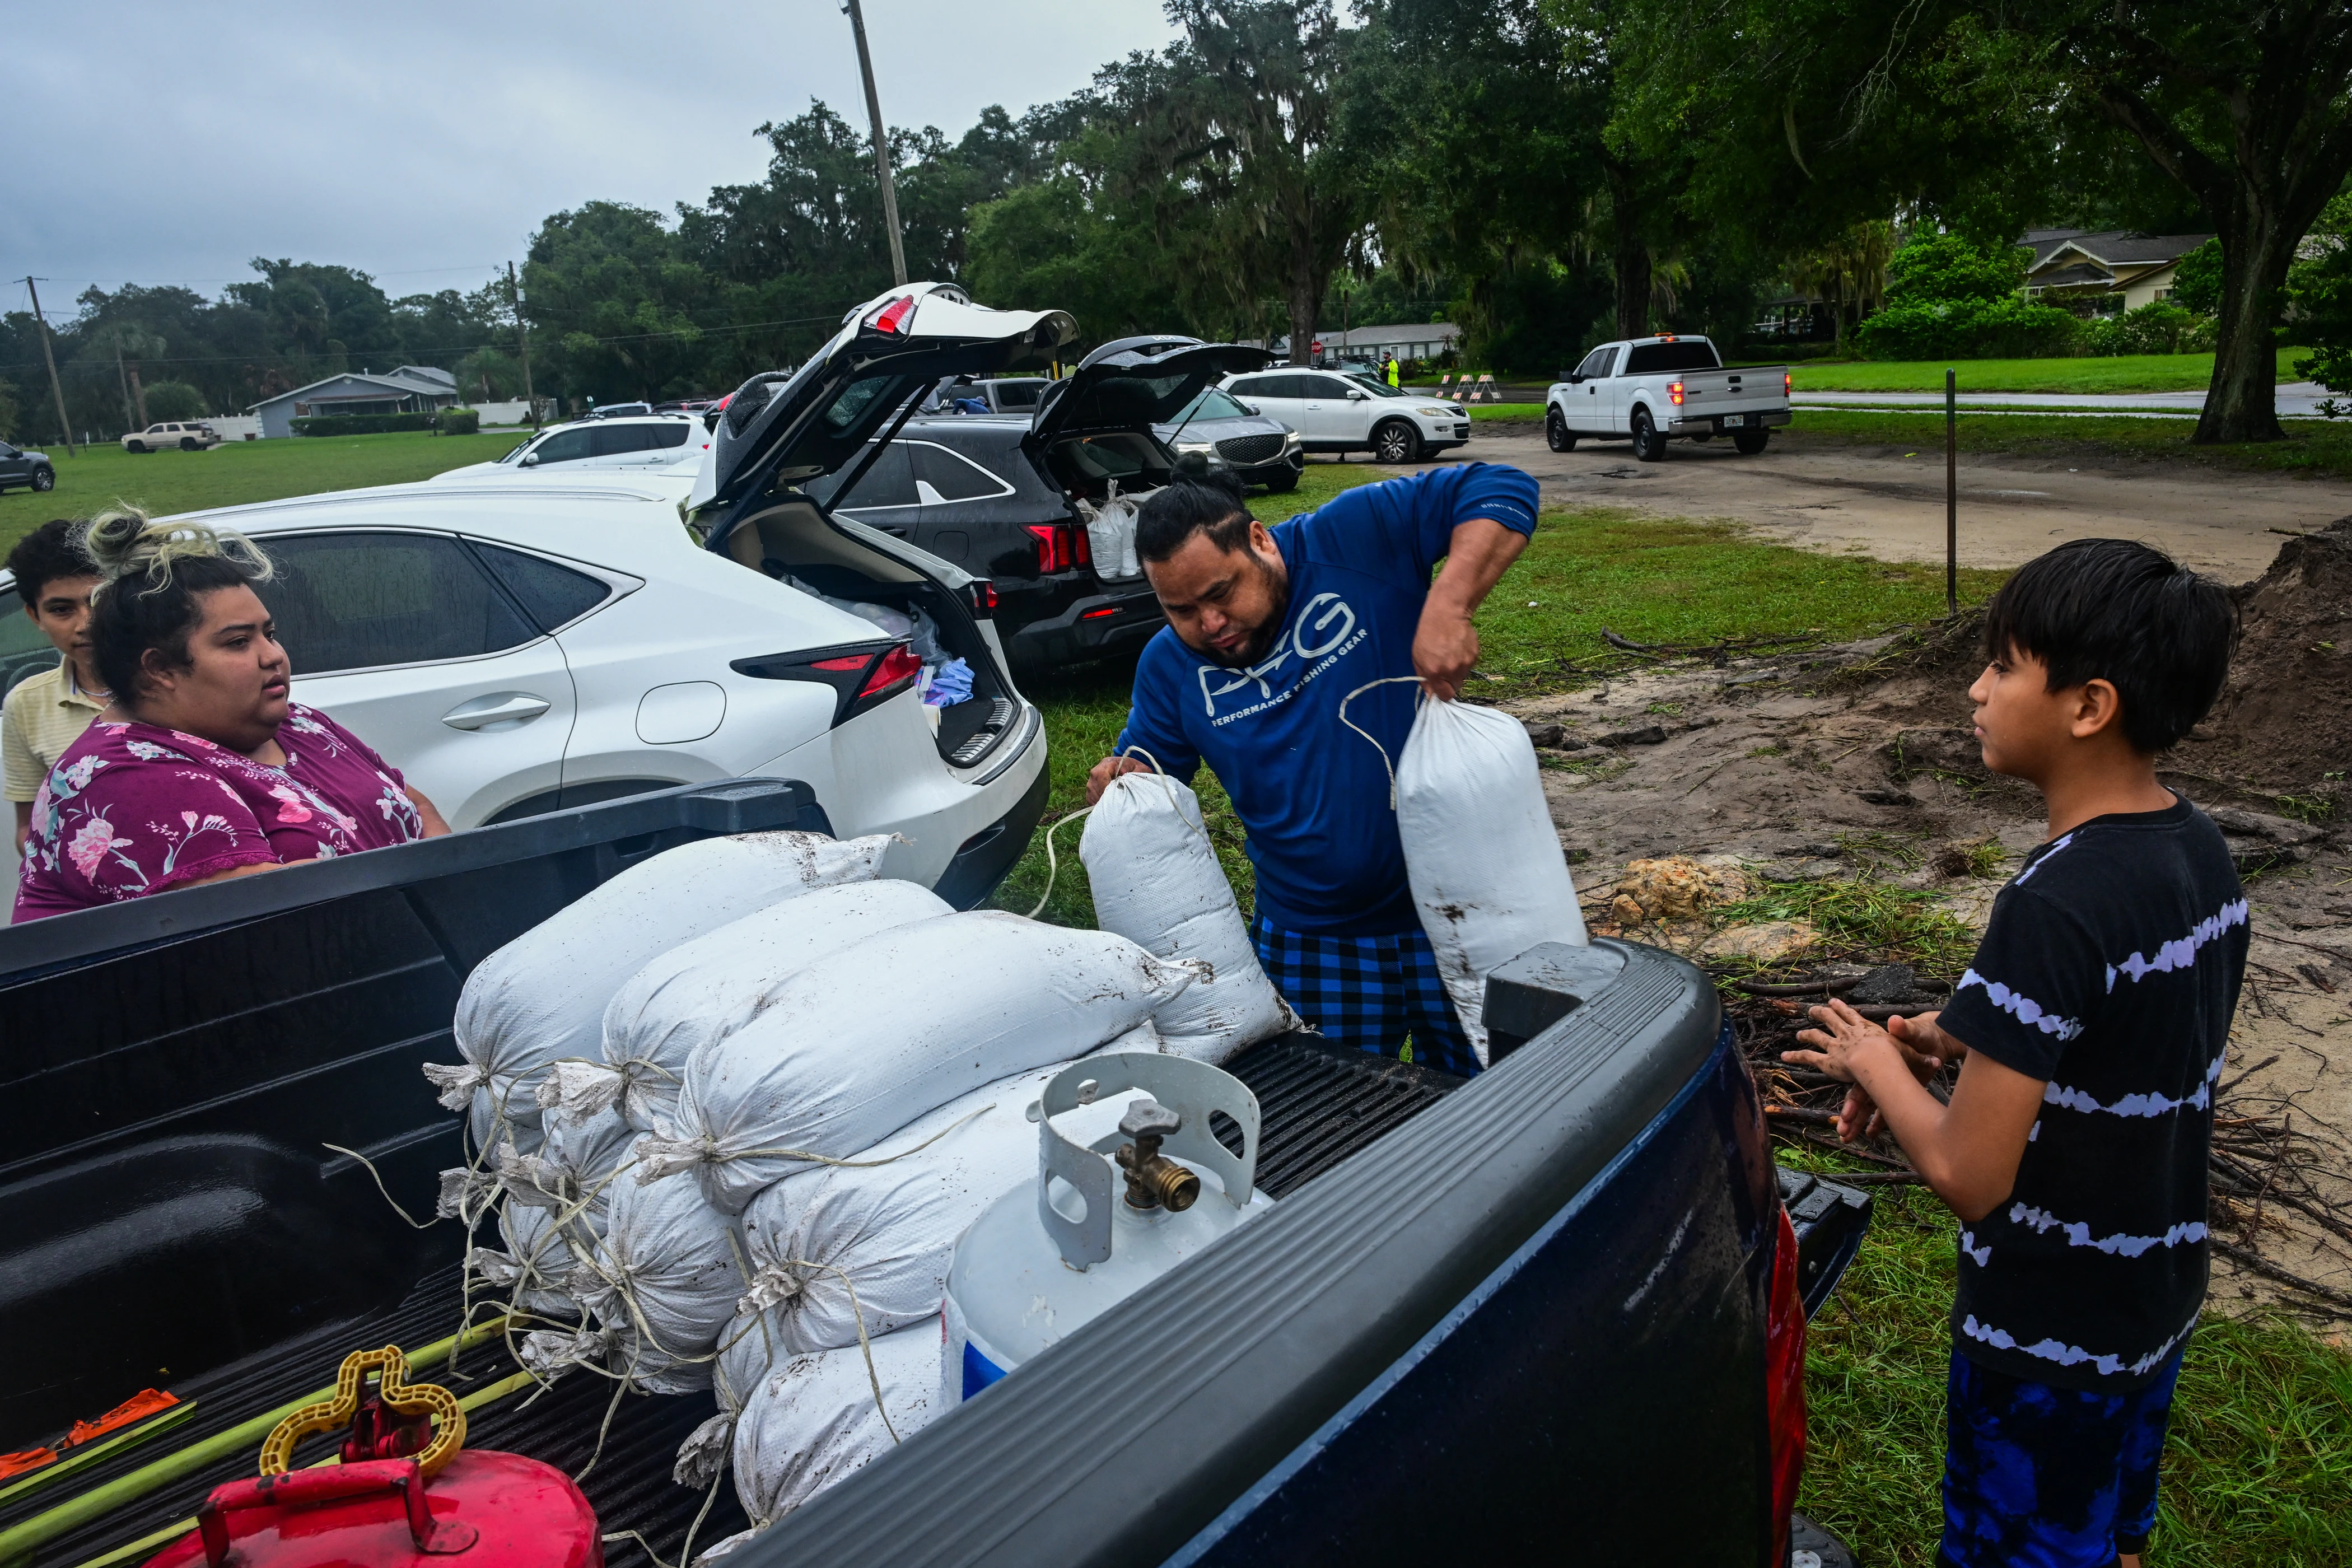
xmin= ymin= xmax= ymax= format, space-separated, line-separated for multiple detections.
xmin=2187 ymin=515 xmax=2352 ymax=795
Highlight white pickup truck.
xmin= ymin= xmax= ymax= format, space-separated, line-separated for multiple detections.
xmin=1545 ymin=334 xmax=1790 ymax=460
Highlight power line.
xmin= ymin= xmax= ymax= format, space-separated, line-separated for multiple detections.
xmin=0 ymin=309 xmax=856 ymax=374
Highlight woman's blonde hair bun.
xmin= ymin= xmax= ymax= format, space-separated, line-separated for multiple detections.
xmin=80 ymin=505 xmax=274 ymax=599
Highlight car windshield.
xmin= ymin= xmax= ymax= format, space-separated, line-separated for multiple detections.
xmin=497 ymin=441 xmax=531 ymax=464
xmin=1170 ymin=388 xmax=1252 ymax=422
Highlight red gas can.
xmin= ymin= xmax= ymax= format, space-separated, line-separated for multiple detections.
xmin=146 ymin=1451 xmax=601 ymax=1568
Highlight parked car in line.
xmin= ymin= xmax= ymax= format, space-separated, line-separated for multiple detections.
xmin=1546 ymin=334 xmax=1791 ymax=460
xmin=0 ymin=441 xmax=54 ymax=494
xmin=429 ymin=413 xmax=710 ymax=481
xmin=121 ymin=422 xmax=221 ymax=453
xmin=698 ymin=312 xmax=1269 ymax=672
xmin=1220 ymin=367 xmax=1469 ymax=463
xmin=0 ymin=470 xmax=1045 ymax=877
xmin=588 ymin=400 xmax=655 ymax=418
xmin=922 ymin=376 xmax=1051 ymax=416
xmin=1154 ymin=384 xmax=1304 ymax=491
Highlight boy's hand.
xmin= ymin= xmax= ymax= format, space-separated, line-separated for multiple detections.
xmin=1889 ymin=1008 xmax=1966 ymax=1066
xmin=1782 ymin=998 xmax=1944 ymax=1142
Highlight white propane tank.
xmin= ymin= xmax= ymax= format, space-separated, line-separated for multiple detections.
xmin=941 ymin=1052 xmax=1269 ymax=1406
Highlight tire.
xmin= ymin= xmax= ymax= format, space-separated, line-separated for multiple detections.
xmin=1545 ymin=409 xmax=1577 ymax=452
xmin=1732 ymin=428 xmax=1771 ymax=455
xmin=127 ymin=442 xmax=147 ymax=454
xmin=1263 ymin=468 xmax=1300 ymax=493
xmin=179 ymin=438 xmax=198 ymax=451
xmin=1372 ymin=419 xmax=1421 ymax=464
xmin=1631 ymin=408 xmax=1666 ymax=462
xmin=31 ymin=468 xmax=54 ymax=493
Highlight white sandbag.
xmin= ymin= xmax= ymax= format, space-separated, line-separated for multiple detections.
xmin=1079 ymin=492 xmax=1144 ymax=582
xmin=1394 ymin=697 xmax=1587 ymax=1066
xmin=642 ymin=912 xmax=1200 ymax=1214
xmin=1080 ymin=770 xmax=1296 ymax=1061
xmin=571 ymin=879 xmax=954 ymax=1133
xmin=726 ymin=1325 xmax=941 ymax=1537
xmin=573 ymin=1136 xmax=744 ymax=1388
xmin=424 ymin=832 xmax=895 ymax=1142
xmin=479 ymin=1201 xmax=590 ymax=1322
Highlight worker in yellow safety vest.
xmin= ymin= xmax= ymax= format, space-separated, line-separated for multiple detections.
xmin=1383 ymin=352 xmax=1401 ymax=389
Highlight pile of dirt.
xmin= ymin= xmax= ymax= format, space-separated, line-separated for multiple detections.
xmin=2187 ymin=515 xmax=2352 ymax=794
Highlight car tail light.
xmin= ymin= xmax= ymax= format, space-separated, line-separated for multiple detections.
xmin=966 ymin=580 xmax=998 ymax=618
xmin=732 ymin=640 xmax=920 ymax=726
xmin=1026 ymin=523 xmax=1091 ymax=575
xmin=1765 ymin=1204 xmax=1807 ymax=1565
xmin=871 ymin=294 xmax=917 ymax=335
xmin=1784 ymin=371 xmax=1793 ymax=395
xmin=1082 ymin=605 xmax=1117 ymax=620
xmin=1668 ymin=380 xmax=1686 ymax=406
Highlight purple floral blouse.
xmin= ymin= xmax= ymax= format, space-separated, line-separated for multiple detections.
xmin=13 ymin=704 xmax=423 ymax=921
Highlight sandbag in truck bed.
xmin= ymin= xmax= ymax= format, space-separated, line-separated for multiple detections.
xmin=640 ymin=912 xmax=1201 ymax=1214
xmin=424 ymin=831 xmax=895 ymax=1148
xmin=546 ymin=878 xmax=954 ymax=1134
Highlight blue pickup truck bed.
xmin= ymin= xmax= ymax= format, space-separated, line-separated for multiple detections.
xmin=0 ymin=782 xmax=1866 ymax=1567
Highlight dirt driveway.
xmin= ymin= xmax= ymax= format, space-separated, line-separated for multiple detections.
xmin=1380 ymin=426 xmax=2352 ymax=582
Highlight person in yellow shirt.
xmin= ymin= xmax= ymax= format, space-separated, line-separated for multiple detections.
xmin=4 ymin=519 xmax=109 ymax=849
xmin=1384 ymin=352 xmax=1401 ymax=389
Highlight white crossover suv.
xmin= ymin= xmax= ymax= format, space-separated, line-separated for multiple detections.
xmin=1217 ymin=368 xmax=1469 ymax=464
xmin=431 ymin=413 xmax=712 ymax=482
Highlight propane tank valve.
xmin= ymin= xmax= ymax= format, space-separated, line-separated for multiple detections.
xmin=1115 ymin=1100 xmax=1201 ymax=1213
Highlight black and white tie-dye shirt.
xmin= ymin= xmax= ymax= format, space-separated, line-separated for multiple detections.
xmin=1938 ymin=795 xmax=2246 ymax=1393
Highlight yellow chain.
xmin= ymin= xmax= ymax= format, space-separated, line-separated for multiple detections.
xmin=257 ymin=1346 xmax=465 ymax=1477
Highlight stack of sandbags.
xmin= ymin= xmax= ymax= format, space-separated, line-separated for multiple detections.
xmin=424 ymin=831 xmax=897 ymax=1151
xmin=1080 ymin=769 xmax=1298 ymax=1060
xmin=637 ymin=912 xmax=1200 ymax=1214
xmin=543 ymin=879 xmax=954 ymax=1133
xmin=473 ymin=1107 xmax=637 ymax=1322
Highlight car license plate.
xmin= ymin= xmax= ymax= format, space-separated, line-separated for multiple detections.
xmin=1722 ymin=414 xmax=1747 ymax=428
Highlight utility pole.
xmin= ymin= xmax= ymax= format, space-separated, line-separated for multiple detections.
xmin=508 ymin=262 xmax=536 ymax=424
xmin=24 ymin=279 xmax=76 ymax=455
xmin=843 ymin=0 xmax=908 ymax=287
xmin=115 ymin=344 xmax=136 ymax=432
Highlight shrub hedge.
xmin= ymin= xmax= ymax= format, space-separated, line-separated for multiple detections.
xmin=290 ymin=410 xmax=482 ymax=436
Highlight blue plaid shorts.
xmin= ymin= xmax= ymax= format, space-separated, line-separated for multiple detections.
xmin=1938 ymin=1343 xmax=2185 ymax=1568
xmin=1248 ymin=912 xmax=1478 ymax=1076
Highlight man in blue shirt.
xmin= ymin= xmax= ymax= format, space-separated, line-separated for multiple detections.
xmin=1085 ymin=458 xmax=1539 ymax=1074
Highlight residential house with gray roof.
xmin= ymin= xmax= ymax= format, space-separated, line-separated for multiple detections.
xmin=2019 ymin=230 xmax=2214 ymax=315
xmin=247 ymin=365 xmax=462 ymax=437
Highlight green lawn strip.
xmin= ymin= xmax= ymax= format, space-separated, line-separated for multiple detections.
xmin=1785 ymin=409 xmax=2352 ymax=480
xmin=0 ymin=431 xmax=528 ymax=547
xmin=1788 ymin=349 xmax=2307 ymax=396
xmin=1470 ymin=403 xmax=1546 ymax=422
xmin=1790 ymin=1158 xmax=2352 ymax=1567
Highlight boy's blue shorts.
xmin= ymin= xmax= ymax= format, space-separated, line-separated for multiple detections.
xmin=1938 ymin=1343 xmax=2186 ymax=1568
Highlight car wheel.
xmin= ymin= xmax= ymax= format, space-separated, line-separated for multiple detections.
xmin=1733 ymin=428 xmax=1771 ymax=455
xmin=1545 ymin=410 xmax=1576 ymax=452
xmin=1631 ymin=408 xmax=1665 ymax=463
xmin=31 ymin=468 xmax=54 ymax=492
xmin=127 ymin=442 xmax=147 ymax=454
xmin=1373 ymin=419 xmax=1420 ymax=464
xmin=179 ymin=438 xmax=198 ymax=451
xmin=1263 ymin=468 xmax=1299 ymax=493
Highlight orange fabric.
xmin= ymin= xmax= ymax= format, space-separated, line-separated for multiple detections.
xmin=62 ymin=1388 xmax=178 ymax=1448
xmin=0 ymin=1447 xmax=56 ymax=1483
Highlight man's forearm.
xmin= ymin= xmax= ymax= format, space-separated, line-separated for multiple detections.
xmin=1427 ymin=519 xmax=1528 ymax=620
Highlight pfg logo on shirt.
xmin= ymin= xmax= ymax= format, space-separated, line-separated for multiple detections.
xmin=1197 ymin=592 xmax=1369 ymax=724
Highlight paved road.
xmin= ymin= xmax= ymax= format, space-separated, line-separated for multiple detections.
xmin=1377 ymin=426 xmax=2352 ymax=581
xmin=1794 ymin=381 xmax=2336 ymax=418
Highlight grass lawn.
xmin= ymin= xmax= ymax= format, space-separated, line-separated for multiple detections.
xmin=1794 ymin=1161 xmax=2352 ymax=1567
xmin=1788 ymin=348 xmax=2309 ymax=395
xmin=1785 ymin=408 xmax=2352 ymax=479
xmin=0 ymin=430 xmax=526 ymax=548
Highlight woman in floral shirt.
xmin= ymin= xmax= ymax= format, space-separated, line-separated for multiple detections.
xmin=15 ymin=509 xmax=450 ymax=921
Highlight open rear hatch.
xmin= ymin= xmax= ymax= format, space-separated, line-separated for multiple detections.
xmin=691 ymin=284 xmax=1076 ymax=770
xmin=1027 ymin=336 xmax=1271 ymax=504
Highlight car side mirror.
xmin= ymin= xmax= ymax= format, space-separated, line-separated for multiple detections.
xmin=1244 ymin=404 xmax=1261 ymax=416
xmin=1347 ymin=389 xmax=1368 ymax=400
xmin=520 ymin=454 xmax=539 ymax=466
xmin=1567 ymin=374 xmax=1585 ymax=385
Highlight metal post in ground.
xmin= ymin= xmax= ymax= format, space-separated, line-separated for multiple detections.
xmin=510 ymin=261 xmax=535 ymax=424
xmin=24 ymin=278 xmax=76 ymax=455
xmin=1945 ymin=366 xmax=1957 ymax=618
xmin=844 ymin=0 xmax=908 ymax=288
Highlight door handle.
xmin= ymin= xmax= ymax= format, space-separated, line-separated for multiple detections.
xmin=442 ymin=693 xmax=552 ymax=731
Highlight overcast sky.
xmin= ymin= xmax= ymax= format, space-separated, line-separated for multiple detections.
xmin=4 ymin=0 xmax=1178 ymax=313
